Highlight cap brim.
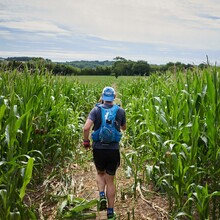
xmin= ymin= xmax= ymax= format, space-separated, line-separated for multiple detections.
xmin=102 ymin=95 xmax=114 ymax=101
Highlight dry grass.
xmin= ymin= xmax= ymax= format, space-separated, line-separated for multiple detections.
xmin=26 ymin=158 xmax=169 ymax=220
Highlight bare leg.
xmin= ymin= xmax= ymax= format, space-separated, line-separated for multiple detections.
xmin=96 ymin=171 xmax=106 ymax=193
xmin=105 ymin=174 xmax=115 ymax=208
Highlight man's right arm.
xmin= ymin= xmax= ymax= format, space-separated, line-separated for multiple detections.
xmin=83 ymin=119 xmax=94 ymax=140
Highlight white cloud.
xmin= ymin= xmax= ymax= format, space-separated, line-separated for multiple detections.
xmin=0 ymin=20 xmax=71 ymax=35
xmin=0 ymin=30 xmax=13 ymax=39
xmin=0 ymin=49 xmax=115 ymax=61
xmin=0 ymin=0 xmax=220 ymax=63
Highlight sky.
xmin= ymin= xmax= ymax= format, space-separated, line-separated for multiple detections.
xmin=0 ymin=0 xmax=220 ymax=65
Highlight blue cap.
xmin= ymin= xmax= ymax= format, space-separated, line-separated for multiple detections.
xmin=102 ymin=87 xmax=115 ymax=102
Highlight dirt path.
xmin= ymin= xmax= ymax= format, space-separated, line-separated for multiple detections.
xmin=69 ymin=160 xmax=169 ymax=220
xmin=28 ymin=157 xmax=169 ymax=220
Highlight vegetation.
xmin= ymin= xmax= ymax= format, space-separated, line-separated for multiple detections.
xmin=0 ymin=56 xmax=209 ymax=77
xmin=119 ymin=68 xmax=220 ymax=219
xmin=0 ymin=64 xmax=220 ymax=219
xmin=60 ymin=60 xmax=114 ymax=69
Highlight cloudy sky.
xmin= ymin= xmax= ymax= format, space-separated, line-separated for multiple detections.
xmin=0 ymin=0 xmax=220 ymax=64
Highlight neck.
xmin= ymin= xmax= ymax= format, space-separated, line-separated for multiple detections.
xmin=104 ymin=101 xmax=113 ymax=105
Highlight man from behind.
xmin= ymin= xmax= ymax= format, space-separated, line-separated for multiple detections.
xmin=83 ymin=86 xmax=126 ymax=220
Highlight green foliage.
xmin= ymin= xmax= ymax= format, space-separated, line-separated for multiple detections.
xmin=58 ymin=195 xmax=98 ymax=219
xmin=112 ymin=57 xmax=150 ymax=77
xmin=61 ymin=60 xmax=114 ymax=69
xmin=0 ymin=155 xmax=37 ymax=220
xmin=119 ymin=68 xmax=220 ymax=218
xmin=1 ymin=56 xmax=204 ymax=77
xmin=0 ymin=68 xmax=99 ymax=218
xmin=19 ymin=157 xmax=34 ymax=201
xmin=1 ymin=65 xmax=220 ymax=219
xmin=0 ymin=59 xmax=79 ymax=76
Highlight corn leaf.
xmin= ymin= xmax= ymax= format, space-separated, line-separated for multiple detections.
xmin=19 ymin=157 xmax=34 ymax=201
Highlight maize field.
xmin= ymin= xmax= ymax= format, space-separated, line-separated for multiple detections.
xmin=0 ymin=66 xmax=220 ymax=219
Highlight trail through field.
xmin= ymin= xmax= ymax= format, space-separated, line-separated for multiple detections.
xmin=27 ymin=152 xmax=169 ymax=220
xmin=74 ymin=161 xmax=170 ymax=220
xmin=32 ymin=157 xmax=170 ymax=220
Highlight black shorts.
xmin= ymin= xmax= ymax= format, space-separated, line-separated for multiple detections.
xmin=93 ymin=149 xmax=120 ymax=176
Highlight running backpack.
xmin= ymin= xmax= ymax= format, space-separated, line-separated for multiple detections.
xmin=91 ymin=104 xmax=122 ymax=143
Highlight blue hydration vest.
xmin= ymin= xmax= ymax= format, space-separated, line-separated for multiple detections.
xmin=92 ymin=104 xmax=122 ymax=143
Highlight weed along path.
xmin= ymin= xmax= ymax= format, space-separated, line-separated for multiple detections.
xmin=28 ymin=152 xmax=169 ymax=219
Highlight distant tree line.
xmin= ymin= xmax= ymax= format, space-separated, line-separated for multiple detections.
xmin=62 ymin=60 xmax=114 ymax=69
xmin=0 ymin=56 xmax=210 ymax=77
xmin=0 ymin=57 xmax=79 ymax=75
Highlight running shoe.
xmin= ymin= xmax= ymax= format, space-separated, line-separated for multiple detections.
xmin=107 ymin=212 xmax=117 ymax=220
xmin=98 ymin=197 xmax=107 ymax=211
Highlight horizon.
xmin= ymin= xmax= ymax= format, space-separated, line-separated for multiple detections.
xmin=0 ymin=55 xmax=213 ymax=66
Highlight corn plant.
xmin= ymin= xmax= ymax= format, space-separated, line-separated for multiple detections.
xmin=119 ymin=67 xmax=220 ymax=218
xmin=1 ymin=65 xmax=220 ymax=219
xmin=0 ymin=155 xmax=36 ymax=219
xmin=0 ymin=68 xmax=97 ymax=218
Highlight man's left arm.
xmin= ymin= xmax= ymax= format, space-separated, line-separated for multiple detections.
xmin=120 ymin=109 xmax=126 ymax=131
xmin=121 ymin=123 xmax=126 ymax=131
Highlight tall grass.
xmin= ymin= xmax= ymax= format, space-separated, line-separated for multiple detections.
xmin=119 ymin=67 xmax=220 ymax=219
xmin=0 ymin=68 xmax=101 ymax=219
xmin=1 ymin=66 xmax=219 ymax=219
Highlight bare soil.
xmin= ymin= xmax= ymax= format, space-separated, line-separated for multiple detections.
xmin=26 ymin=159 xmax=170 ymax=220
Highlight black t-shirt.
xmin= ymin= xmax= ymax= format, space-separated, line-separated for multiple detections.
xmin=88 ymin=103 xmax=126 ymax=149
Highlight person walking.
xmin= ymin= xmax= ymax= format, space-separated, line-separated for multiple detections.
xmin=83 ymin=86 xmax=126 ymax=220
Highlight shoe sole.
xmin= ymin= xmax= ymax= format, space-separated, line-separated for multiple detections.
xmin=99 ymin=199 xmax=107 ymax=211
xmin=108 ymin=213 xmax=117 ymax=219
xmin=108 ymin=215 xmax=116 ymax=220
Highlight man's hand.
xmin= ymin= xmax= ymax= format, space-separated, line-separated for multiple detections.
xmin=83 ymin=140 xmax=91 ymax=149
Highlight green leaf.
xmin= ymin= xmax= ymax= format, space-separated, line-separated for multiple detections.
xmin=19 ymin=157 xmax=34 ymax=201
xmin=9 ymin=211 xmax=21 ymax=220
xmin=70 ymin=199 xmax=98 ymax=213
xmin=0 ymin=103 xmax=6 ymax=130
xmin=59 ymin=199 xmax=68 ymax=214
xmin=0 ymin=189 xmax=7 ymax=208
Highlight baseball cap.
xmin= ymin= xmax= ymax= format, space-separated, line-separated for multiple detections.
xmin=102 ymin=87 xmax=115 ymax=102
